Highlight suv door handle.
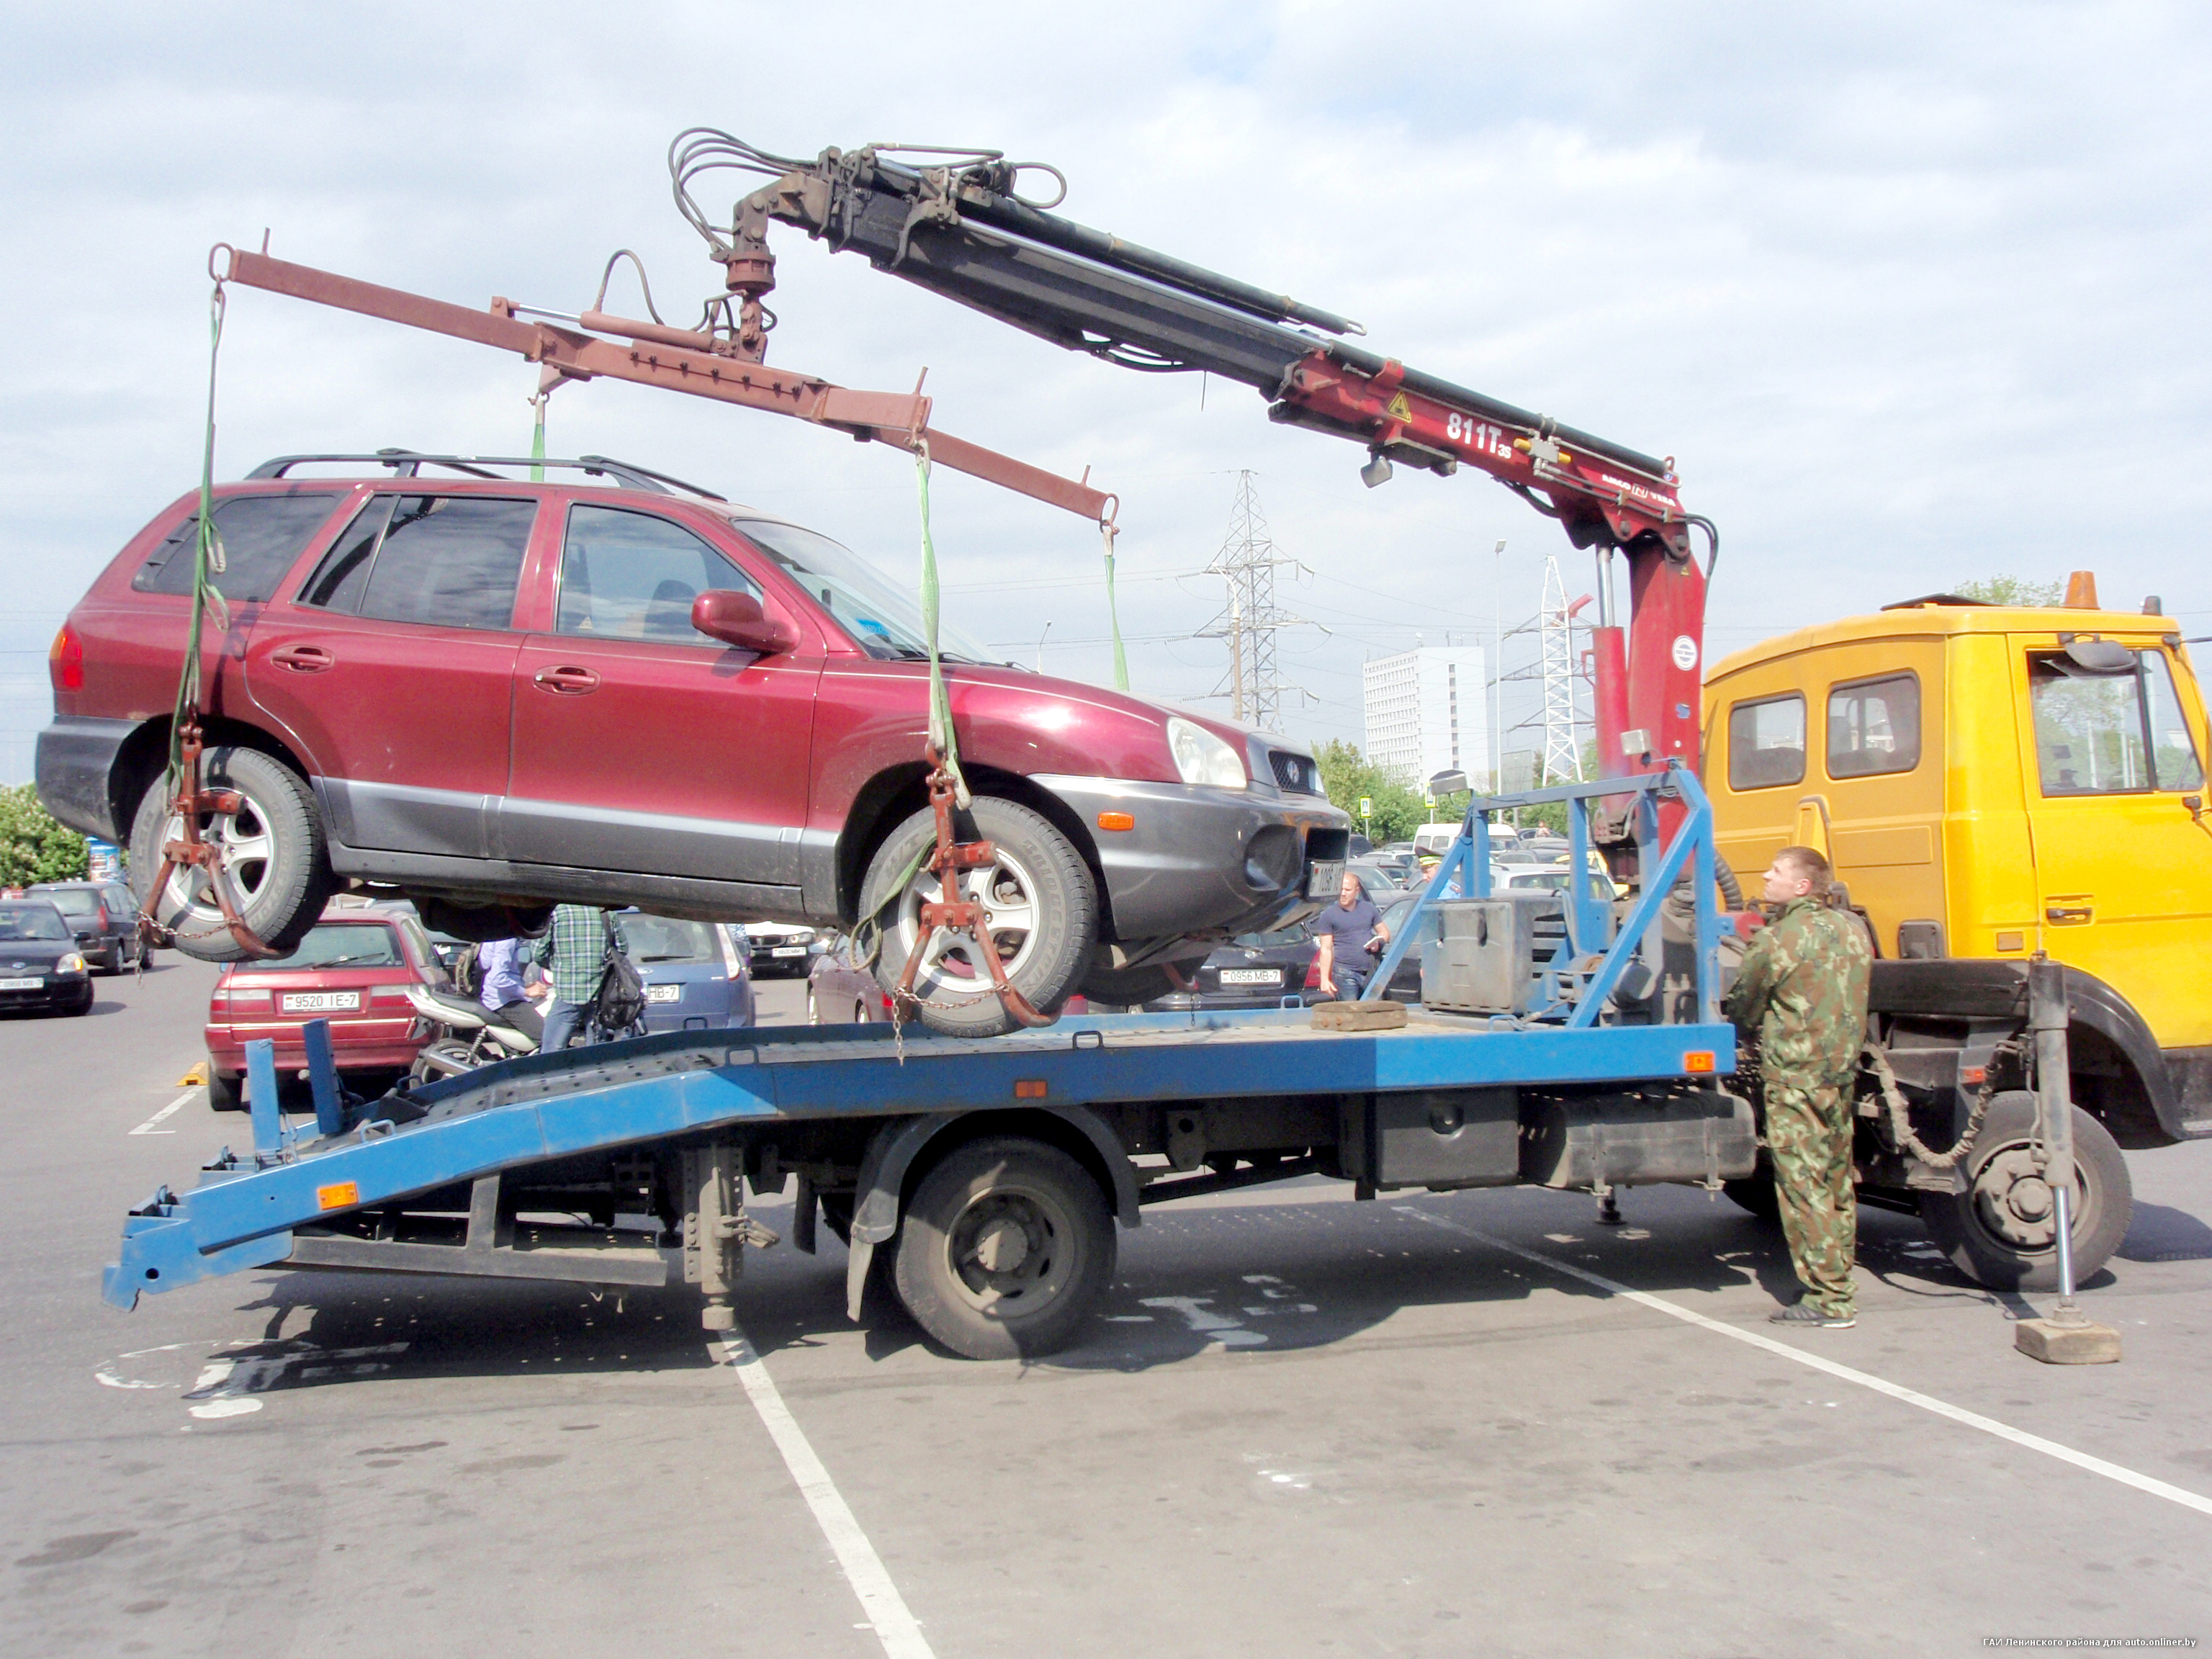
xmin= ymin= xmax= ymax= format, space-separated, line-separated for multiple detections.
xmin=271 ymin=644 xmax=334 ymax=673
xmin=532 ymin=665 xmax=601 ymax=695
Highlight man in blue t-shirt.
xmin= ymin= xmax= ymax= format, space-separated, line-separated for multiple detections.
xmin=1310 ymin=872 xmax=1389 ymax=1002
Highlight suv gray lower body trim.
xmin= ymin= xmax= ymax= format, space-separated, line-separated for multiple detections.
xmin=36 ymin=716 xmax=134 ymax=842
xmin=1030 ymin=773 xmax=1350 ymax=940
xmin=326 ymin=842 xmax=808 ymax=925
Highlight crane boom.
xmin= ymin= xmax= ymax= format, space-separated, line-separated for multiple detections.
xmin=675 ymin=133 xmax=1715 ymax=778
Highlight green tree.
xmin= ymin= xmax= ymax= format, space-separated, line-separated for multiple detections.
xmin=1954 ymin=574 xmax=2063 ymax=607
xmin=0 ymin=785 xmax=89 ymax=888
xmin=1315 ymin=739 xmax=1473 ymax=843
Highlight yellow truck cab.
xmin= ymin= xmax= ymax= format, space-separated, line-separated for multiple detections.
xmin=1701 ymin=582 xmax=2211 ymax=1286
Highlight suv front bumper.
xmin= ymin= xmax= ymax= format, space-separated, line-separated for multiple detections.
xmin=1033 ymin=775 xmax=1350 ymax=943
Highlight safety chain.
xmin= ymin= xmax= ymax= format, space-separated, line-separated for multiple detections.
xmin=1860 ymin=1035 xmax=2027 ymax=1172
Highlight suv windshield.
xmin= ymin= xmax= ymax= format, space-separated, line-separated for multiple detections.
xmin=0 ymin=905 xmax=70 ymax=941
xmin=255 ymin=923 xmax=402 ymax=970
xmin=729 ymin=519 xmax=997 ymax=665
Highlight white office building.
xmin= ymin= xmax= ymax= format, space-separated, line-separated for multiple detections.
xmin=1362 ymin=645 xmax=1490 ymax=788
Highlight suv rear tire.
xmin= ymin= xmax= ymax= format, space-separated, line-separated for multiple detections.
xmin=859 ymin=796 xmax=1097 ymax=1038
xmin=129 ymin=747 xmax=332 ymax=963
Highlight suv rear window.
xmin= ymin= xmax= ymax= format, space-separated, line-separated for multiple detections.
xmin=299 ymin=495 xmax=536 ymax=631
xmin=133 ymin=494 xmax=343 ymax=602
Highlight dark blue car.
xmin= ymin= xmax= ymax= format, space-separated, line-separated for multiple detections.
xmin=625 ymin=914 xmax=755 ymax=1034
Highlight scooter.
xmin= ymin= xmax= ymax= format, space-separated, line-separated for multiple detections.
xmin=403 ymin=983 xmax=540 ymax=1084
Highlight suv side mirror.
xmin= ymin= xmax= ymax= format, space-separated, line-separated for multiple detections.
xmin=691 ymin=590 xmax=795 ymax=655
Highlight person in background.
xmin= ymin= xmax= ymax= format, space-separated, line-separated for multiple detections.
xmin=536 ymin=904 xmax=624 ymax=1052
xmin=475 ymin=937 xmax=544 ymax=1044
xmin=1311 ymin=871 xmax=1389 ymax=1002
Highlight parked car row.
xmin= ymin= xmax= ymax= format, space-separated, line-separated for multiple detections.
xmin=202 ymin=897 xmax=760 ymax=1111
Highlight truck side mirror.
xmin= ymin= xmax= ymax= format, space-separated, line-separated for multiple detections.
xmin=691 ymin=590 xmax=795 ymax=655
xmin=1426 ymin=768 xmax=1470 ymax=796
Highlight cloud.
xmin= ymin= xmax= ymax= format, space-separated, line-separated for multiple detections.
xmin=1 ymin=0 xmax=2206 ymax=785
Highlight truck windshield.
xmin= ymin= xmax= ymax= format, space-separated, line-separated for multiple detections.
xmin=2029 ymin=649 xmax=2205 ymax=796
xmin=728 ymin=519 xmax=999 ymax=665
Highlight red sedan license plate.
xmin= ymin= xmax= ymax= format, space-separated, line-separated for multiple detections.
xmin=281 ymin=990 xmax=361 ymax=1013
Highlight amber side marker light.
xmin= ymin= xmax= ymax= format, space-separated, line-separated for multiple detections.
xmin=1013 ymin=1079 xmax=1048 ymax=1099
xmin=1097 ymin=811 xmax=1136 ymax=832
xmin=317 ymin=1181 xmax=361 ymax=1210
xmin=1683 ymin=1051 xmax=1717 ymax=1074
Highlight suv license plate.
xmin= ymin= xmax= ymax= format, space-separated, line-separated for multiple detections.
xmin=0 ymin=977 xmax=42 ymax=991
xmin=645 ymin=984 xmax=682 ymax=1003
xmin=771 ymin=946 xmax=806 ymax=957
xmin=281 ymin=991 xmax=360 ymax=1013
xmin=1218 ymin=968 xmax=1282 ymax=985
xmin=1305 ymin=860 xmax=1346 ymax=899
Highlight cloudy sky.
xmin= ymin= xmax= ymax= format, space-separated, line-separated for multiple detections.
xmin=4 ymin=1 xmax=2206 ymax=786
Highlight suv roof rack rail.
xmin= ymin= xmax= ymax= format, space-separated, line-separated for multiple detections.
xmin=245 ymin=449 xmax=727 ymax=502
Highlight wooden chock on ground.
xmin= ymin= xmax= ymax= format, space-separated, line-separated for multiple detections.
xmin=1312 ymin=1000 xmax=1407 ymax=1032
xmin=2015 ymin=1315 xmax=2122 ymax=1364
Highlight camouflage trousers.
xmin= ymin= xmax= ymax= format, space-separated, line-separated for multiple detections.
xmin=1766 ymin=1077 xmax=1857 ymax=1315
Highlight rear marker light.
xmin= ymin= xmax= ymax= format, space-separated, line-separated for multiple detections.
xmin=1097 ymin=811 xmax=1136 ymax=832
xmin=1683 ymin=1051 xmax=1717 ymax=1074
xmin=1014 ymin=1079 xmax=1048 ymax=1099
xmin=1961 ymin=1066 xmax=1987 ymax=1086
xmin=316 ymin=1181 xmax=360 ymax=1210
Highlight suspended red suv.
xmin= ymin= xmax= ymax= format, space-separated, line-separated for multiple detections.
xmin=35 ymin=453 xmax=1349 ymax=1035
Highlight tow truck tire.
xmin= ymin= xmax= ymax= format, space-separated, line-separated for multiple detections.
xmin=130 ymin=747 xmax=331 ymax=964
xmin=205 ymin=1069 xmax=242 ymax=1112
xmin=1721 ymin=1152 xmax=1781 ymax=1223
xmin=1079 ymin=961 xmax=1182 ymax=1007
xmin=860 ymin=797 xmax=1097 ymax=1038
xmin=892 ymin=1136 xmax=1115 ymax=1359
xmin=1917 ymin=1094 xmax=2131 ymax=1292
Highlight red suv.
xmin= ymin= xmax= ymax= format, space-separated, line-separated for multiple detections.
xmin=203 ymin=902 xmax=441 ymax=1110
xmin=40 ymin=453 xmax=1347 ymax=1035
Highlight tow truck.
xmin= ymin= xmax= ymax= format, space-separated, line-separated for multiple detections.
xmin=103 ymin=132 xmax=2143 ymax=1356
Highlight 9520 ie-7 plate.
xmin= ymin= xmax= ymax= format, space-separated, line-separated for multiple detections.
xmin=279 ymin=991 xmax=360 ymax=1013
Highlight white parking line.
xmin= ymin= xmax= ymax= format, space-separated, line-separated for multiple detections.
xmin=128 ymin=1090 xmax=199 ymax=1136
xmin=1398 ymin=1205 xmax=2212 ymax=1521
xmin=711 ymin=1331 xmax=935 ymax=1659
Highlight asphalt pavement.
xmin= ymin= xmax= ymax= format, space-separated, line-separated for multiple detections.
xmin=4 ymin=961 xmax=2209 ymax=1657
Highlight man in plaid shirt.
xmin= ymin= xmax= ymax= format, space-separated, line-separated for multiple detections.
xmin=536 ymin=904 xmax=624 ymax=1051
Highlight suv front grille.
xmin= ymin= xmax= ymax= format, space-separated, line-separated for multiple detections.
xmin=1268 ymin=750 xmax=1321 ymax=795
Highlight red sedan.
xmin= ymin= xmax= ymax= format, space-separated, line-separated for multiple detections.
xmin=204 ymin=904 xmax=439 ymax=1110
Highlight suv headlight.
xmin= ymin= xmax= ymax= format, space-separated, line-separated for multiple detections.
xmin=56 ymin=953 xmax=86 ymax=975
xmin=1166 ymin=717 xmax=1247 ymax=789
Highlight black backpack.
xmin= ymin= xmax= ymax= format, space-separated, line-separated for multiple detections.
xmin=589 ymin=928 xmax=647 ymax=1036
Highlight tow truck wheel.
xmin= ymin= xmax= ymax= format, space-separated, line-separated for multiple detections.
xmin=129 ymin=747 xmax=331 ymax=964
xmin=860 ymin=798 xmax=1097 ymax=1038
xmin=1917 ymin=1094 xmax=2131 ymax=1291
xmin=892 ymin=1136 xmax=1115 ymax=1359
xmin=1721 ymin=1151 xmax=1781 ymax=1224
xmin=205 ymin=1069 xmax=242 ymax=1112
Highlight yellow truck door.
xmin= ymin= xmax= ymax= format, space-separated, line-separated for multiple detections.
xmin=2015 ymin=639 xmax=2212 ymax=1050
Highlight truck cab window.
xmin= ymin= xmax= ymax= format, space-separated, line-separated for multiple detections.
xmin=2029 ymin=649 xmax=2204 ymax=795
xmin=1827 ymin=673 xmax=1920 ymax=778
xmin=1727 ymin=694 xmax=1805 ymax=790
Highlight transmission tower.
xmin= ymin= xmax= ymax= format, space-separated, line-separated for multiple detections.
xmin=1539 ymin=555 xmax=1584 ymax=783
xmin=1200 ymin=471 xmax=1313 ymax=731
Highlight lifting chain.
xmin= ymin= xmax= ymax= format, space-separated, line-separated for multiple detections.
xmin=1859 ymin=1035 xmax=2026 ymax=1172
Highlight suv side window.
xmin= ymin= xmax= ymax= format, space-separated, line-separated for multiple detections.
xmin=557 ymin=505 xmax=761 ymax=644
xmin=297 ymin=495 xmax=536 ymax=631
xmin=133 ymin=494 xmax=343 ymax=602
xmin=2031 ymin=648 xmax=2206 ymax=795
xmin=1727 ymin=693 xmax=1806 ymax=789
xmin=1827 ymin=673 xmax=1920 ymax=778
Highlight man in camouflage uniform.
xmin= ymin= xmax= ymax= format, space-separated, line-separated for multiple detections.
xmin=1723 ymin=845 xmax=1873 ymax=1328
